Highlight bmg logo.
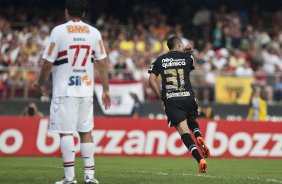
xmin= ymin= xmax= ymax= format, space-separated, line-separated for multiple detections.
xmin=69 ymin=75 xmax=91 ymax=86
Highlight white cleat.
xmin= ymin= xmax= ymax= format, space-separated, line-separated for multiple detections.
xmin=84 ymin=178 xmax=99 ymax=184
xmin=55 ymin=177 xmax=77 ymax=184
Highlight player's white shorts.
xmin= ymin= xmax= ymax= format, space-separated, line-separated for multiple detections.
xmin=49 ymin=96 xmax=94 ymax=133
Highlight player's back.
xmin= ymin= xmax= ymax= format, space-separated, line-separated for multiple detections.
xmin=43 ymin=19 xmax=106 ymax=97
xmin=154 ymin=51 xmax=195 ymax=100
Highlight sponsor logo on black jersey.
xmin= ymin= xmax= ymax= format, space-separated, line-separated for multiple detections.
xmin=161 ymin=58 xmax=186 ymax=68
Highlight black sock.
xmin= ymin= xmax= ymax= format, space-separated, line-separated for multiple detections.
xmin=188 ymin=120 xmax=202 ymax=138
xmin=181 ymin=133 xmax=202 ymax=163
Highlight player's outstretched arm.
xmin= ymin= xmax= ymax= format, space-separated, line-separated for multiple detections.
xmin=34 ymin=60 xmax=53 ymax=96
xmin=96 ymin=58 xmax=111 ymax=110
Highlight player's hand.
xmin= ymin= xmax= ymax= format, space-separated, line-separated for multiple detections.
xmin=33 ymin=84 xmax=45 ymax=97
xmin=184 ymin=44 xmax=193 ymax=53
xmin=102 ymin=90 xmax=111 ymax=110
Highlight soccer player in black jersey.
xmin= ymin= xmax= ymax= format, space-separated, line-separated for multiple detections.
xmin=148 ymin=36 xmax=210 ymax=173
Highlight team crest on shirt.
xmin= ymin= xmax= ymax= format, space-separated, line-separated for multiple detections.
xmin=47 ymin=42 xmax=56 ymax=56
xmin=81 ymin=75 xmax=91 ymax=86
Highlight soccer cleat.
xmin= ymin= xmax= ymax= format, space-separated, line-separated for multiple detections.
xmin=55 ymin=177 xmax=77 ymax=184
xmin=197 ymin=137 xmax=210 ymax=158
xmin=199 ymin=159 xmax=207 ymax=173
xmin=84 ymin=178 xmax=99 ymax=184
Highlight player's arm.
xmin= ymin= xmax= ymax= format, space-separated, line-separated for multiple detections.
xmin=34 ymin=28 xmax=58 ymax=96
xmin=148 ymin=61 xmax=161 ymax=100
xmin=149 ymin=73 xmax=161 ymax=99
xmin=96 ymin=58 xmax=111 ymax=110
xmin=94 ymin=32 xmax=111 ymax=110
xmin=184 ymin=44 xmax=196 ymax=70
xmin=34 ymin=60 xmax=53 ymax=95
xmin=96 ymin=59 xmax=109 ymax=92
xmin=184 ymin=44 xmax=193 ymax=53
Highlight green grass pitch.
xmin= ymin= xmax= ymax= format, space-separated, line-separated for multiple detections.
xmin=0 ymin=157 xmax=282 ymax=184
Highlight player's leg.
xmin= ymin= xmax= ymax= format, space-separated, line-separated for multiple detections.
xmin=57 ymin=133 xmax=77 ymax=184
xmin=79 ymin=132 xmax=98 ymax=184
xmin=188 ymin=120 xmax=210 ymax=158
xmin=187 ymin=119 xmax=202 ymax=138
xmin=185 ymin=98 xmax=210 ymax=158
xmin=175 ymin=119 xmax=207 ymax=173
xmin=50 ymin=97 xmax=78 ymax=184
xmin=77 ymin=97 xmax=98 ymax=184
xmin=176 ymin=120 xmax=202 ymax=163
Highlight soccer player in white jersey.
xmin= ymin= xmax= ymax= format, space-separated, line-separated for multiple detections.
xmin=34 ymin=0 xmax=111 ymax=183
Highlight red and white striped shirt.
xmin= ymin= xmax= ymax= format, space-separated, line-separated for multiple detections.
xmin=42 ymin=20 xmax=107 ymax=97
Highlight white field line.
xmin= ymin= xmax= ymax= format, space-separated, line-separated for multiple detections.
xmin=49 ymin=166 xmax=282 ymax=184
xmin=131 ymin=170 xmax=282 ymax=184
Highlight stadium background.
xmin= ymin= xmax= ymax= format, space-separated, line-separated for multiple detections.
xmin=0 ymin=0 xmax=282 ymax=183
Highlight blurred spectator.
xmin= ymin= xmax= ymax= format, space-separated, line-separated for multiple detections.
xmin=273 ymin=74 xmax=282 ymax=101
xmin=21 ymin=37 xmax=37 ymax=57
xmin=213 ymin=21 xmax=224 ymax=50
xmin=228 ymin=49 xmax=246 ymax=71
xmin=229 ymin=12 xmax=242 ymax=48
xmin=114 ymin=53 xmax=134 ymax=80
xmin=192 ymin=6 xmax=211 ymax=26
xmin=192 ymin=6 xmax=211 ymax=40
xmin=203 ymin=65 xmax=217 ymax=103
xmin=213 ymin=48 xmax=229 ymax=70
xmin=0 ymin=1 xmax=281 ymax=104
xmin=130 ymin=92 xmax=142 ymax=118
xmin=6 ymin=60 xmax=29 ymax=99
xmin=247 ymin=85 xmax=267 ymax=121
xmin=235 ymin=62 xmax=254 ymax=77
xmin=254 ymin=66 xmax=273 ymax=102
xmin=198 ymin=105 xmax=214 ymax=119
xmin=262 ymin=44 xmax=282 ymax=74
xmin=272 ymin=9 xmax=282 ymax=32
xmin=249 ymin=4 xmax=262 ymax=27
xmin=223 ymin=26 xmax=233 ymax=50
xmin=119 ymin=33 xmax=134 ymax=52
xmin=21 ymin=102 xmax=43 ymax=117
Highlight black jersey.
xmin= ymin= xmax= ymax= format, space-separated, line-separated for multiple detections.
xmin=148 ymin=51 xmax=195 ymax=101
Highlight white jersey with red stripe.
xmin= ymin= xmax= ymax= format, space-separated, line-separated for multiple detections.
xmin=42 ymin=19 xmax=107 ymax=97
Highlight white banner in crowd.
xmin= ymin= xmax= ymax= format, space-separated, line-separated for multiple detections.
xmin=94 ymin=81 xmax=144 ymax=115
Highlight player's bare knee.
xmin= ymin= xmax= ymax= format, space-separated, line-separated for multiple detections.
xmin=79 ymin=131 xmax=93 ymax=143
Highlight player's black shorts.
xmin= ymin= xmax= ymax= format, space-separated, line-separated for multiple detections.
xmin=164 ymin=97 xmax=199 ymax=127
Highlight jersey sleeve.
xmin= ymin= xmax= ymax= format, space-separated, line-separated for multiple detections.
xmin=42 ymin=27 xmax=59 ymax=63
xmin=148 ymin=59 xmax=160 ymax=76
xmin=93 ymin=31 xmax=107 ymax=61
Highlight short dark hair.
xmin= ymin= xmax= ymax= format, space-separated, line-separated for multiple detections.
xmin=167 ymin=36 xmax=182 ymax=50
xmin=65 ymin=0 xmax=87 ymax=18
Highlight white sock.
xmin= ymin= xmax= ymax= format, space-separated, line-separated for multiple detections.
xmin=81 ymin=142 xmax=95 ymax=180
xmin=61 ymin=136 xmax=75 ymax=181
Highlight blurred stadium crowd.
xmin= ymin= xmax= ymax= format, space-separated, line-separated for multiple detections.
xmin=0 ymin=0 xmax=281 ymax=103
